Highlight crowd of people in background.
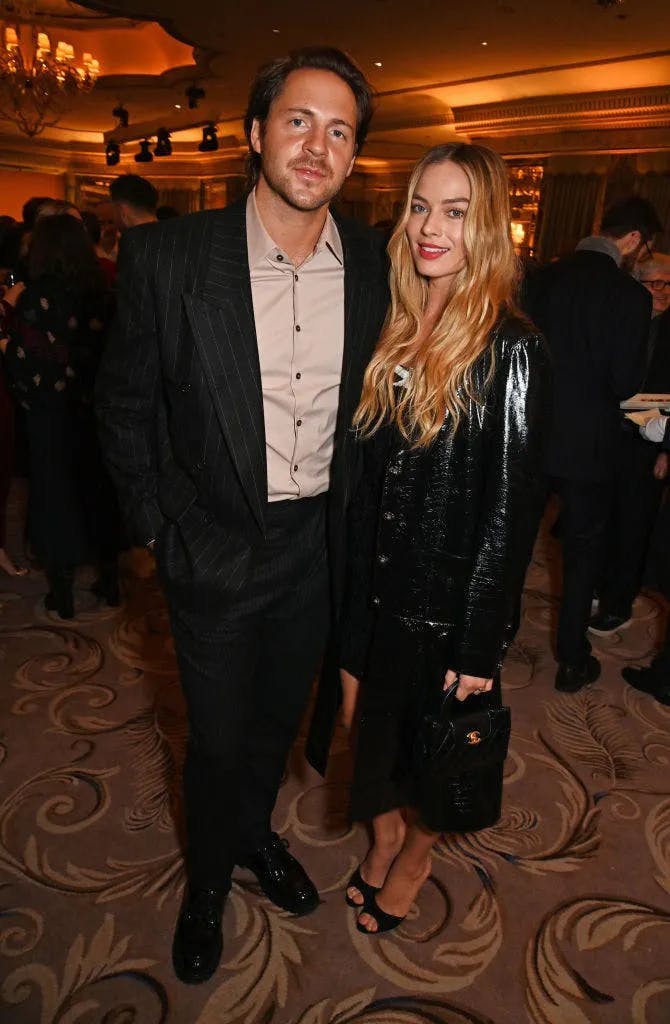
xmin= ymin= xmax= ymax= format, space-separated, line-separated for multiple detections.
xmin=0 ymin=175 xmax=669 ymax=676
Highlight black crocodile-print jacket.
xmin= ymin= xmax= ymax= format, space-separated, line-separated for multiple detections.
xmin=306 ymin=313 xmax=552 ymax=774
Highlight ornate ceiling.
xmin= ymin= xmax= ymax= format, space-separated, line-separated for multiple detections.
xmin=0 ymin=0 xmax=669 ymax=172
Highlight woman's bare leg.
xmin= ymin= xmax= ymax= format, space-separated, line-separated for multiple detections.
xmin=340 ymin=668 xmax=360 ymax=735
xmin=347 ymin=808 xmax=407 ymax=906
xmin=0 ymin=548 xmax=27 ymax=576
xmin=357 ymin=814 xmax=437 ymax=932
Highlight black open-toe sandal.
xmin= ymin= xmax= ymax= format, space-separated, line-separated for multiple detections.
xmin=356 ymin=893 xmax=405 ymax=934
xmin=345 ymin=866 xmax=380 ymax=909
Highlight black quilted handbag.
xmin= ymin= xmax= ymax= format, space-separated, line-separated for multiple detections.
xmin=413 ymin=680 xmax=511 ymax=778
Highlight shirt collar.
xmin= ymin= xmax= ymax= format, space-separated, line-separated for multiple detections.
xmin=246 ymin=188 xmax=343 ymax=268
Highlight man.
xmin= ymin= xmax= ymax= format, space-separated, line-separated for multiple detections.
xmin=590 ymin=251 xmax=670 ymax=636
xmin=523 ymin=197 xmax=659 ymax=693
xmin=96 ymin=47 xmax=388 ymax=984
xmin=95 ymin=200 xmax=120 ymax=261
xmin=109 ymin=173 xmax=158 ymax=233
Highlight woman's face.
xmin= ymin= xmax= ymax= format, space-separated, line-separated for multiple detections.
xmin=405 ymin=159 xmax=471 ymax=288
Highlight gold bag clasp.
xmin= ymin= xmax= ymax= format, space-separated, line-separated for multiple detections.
xmin=466 ymin=730 xmax=482 ymax=745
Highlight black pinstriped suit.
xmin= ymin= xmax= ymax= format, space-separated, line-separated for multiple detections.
xmin=96 ymin=197 xmax=389 ymax=888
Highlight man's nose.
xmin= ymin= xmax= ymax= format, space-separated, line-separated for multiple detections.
xmin=304 ymin=126 xmax=327 ymax=155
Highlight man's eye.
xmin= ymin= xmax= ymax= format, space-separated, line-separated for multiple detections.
xmin=291 ymin=118 xmax=305 ymax=127
xmin=331 ymin=129 xmax=346 ymax=139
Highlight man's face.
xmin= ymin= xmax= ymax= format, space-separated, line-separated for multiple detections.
xmin=97 ymin=202 xmax=118 ymax=246
xmin=640 ymin=265 xmax=670 ymax=316
xmin=251 ymin=68 xmax=358 ymax=212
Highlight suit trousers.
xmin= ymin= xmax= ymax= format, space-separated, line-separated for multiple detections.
xmin=168 ymin=494 xmax=330 ymax=891
xmin=553 ymin=477 xmax=612 ymax=666
xmin=598 ymin=429 xmax=663 ymax=619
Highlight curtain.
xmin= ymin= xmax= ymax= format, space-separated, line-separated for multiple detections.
xmin=156 ymin=188 xmax=200 ymax=215
xmin=636 ymin=173 xmax=670 ymax=252
xmin=536 ymin=173 xmax=605 ymax=262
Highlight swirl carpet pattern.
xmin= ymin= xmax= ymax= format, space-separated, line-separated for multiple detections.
xmin=1 ymin=491 xmax=670 ymax=1024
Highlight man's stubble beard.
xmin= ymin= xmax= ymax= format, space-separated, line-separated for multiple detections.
xmin=261 ymin=161 xmax=343 ymax=214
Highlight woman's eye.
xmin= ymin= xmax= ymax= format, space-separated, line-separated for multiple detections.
xmin=411 ymin=202 xmax=427 ymax=214
xmin=448 ymin=208 xmax=465 ymax=219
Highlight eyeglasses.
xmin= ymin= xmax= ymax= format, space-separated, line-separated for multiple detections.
xmin=641 ymin=279 xmax=670 ymax=292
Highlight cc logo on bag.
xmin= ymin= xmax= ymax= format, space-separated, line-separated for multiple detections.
xmin=466 ymin=730 xmax=482 ymax=745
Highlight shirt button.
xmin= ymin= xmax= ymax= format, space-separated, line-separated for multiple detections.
xmin=295 ymin=325 xmax=301 ymax=332
xmin=296 ymin=372 xmax=301 ymax=380
xmin=296 ymin=419 xmax=302 ymax=427
xmin=294 ymin=274 xmax=299 ymax=282
xmin=276 ymin=253 xmax=284 ymax=262
xmin=293 ymin=464 xmax=299 ymax=472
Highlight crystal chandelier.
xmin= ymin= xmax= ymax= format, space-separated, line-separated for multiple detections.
xmin=0 ymin=1 xmax=100 ymax=138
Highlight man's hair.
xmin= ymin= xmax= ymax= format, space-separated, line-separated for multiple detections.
xmin=244 ymin=46 xmax=375 ymax=187
xmin=635 ymin=250 xmax=670 ymax=280
xmin=22 ymin=196 xmax=51 ymax=230
xmin=110 ymin=174 xmax=158 ymax=214
xmin=600 ymin=197 xmax=662 ymax=244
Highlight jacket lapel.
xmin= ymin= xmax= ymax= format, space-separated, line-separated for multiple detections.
xmin=183 ymin=201 xmax=267 ymax=533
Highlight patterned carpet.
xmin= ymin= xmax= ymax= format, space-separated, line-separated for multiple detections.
xmin=1 ymin=485 xmax=670 ymax=1024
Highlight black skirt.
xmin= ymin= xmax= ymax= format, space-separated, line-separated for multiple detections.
xmin=347 ymin=609 xmax=504 ymax=834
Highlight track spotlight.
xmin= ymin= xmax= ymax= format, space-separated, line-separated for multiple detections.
xmin=198 ymin=123 xmax=218 ymax=153
xmin=155 ymin=127 xmax=172 ymax=157
xmin=185 ymin=84 xmax=206 ymax=109
xmin=112 ymin=103 xmax=129 ymax=127
xmin=105 ymin=140 xmax=120 ymax=167
xmin=134 ymin=139 xmax=153 ymax=163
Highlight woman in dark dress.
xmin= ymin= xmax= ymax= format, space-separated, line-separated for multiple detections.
xmin=0 ymin=214 xmax=117 ymax=617
xmin=338 ymin=143 xmax=551 ymax=933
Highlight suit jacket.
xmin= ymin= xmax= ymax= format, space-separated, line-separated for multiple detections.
xmin=96 ymin=198 xmax=389 ymax=620
xmin=522 ymin=249 xmax=652 ymax=481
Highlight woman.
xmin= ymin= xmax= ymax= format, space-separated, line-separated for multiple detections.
xmin=338 ymin=143 xmax=551 ymax=934
xmin=0 ymin=213 xmax=117 ymax=617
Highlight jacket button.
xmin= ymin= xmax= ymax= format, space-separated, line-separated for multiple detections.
xmin=203 ymin=512 xmax=214 ymax=525
xmin=383 ymin=511 xmax=394 ymax=521
xmin=196 ymin=460 xmax=206 ymax=471
xmin=179 ymin=382 xmax=191 ymax=393
xmin=377 ymin=554 xmax=389 ymax=565
xmin=372 ymin=596 xmax=381 ymax=607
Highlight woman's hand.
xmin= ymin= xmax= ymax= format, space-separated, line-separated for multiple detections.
xmin=654 ymin=452 xmax=668 ymax=481
xmin=1 ymin=281 xmax=25 ymax=307
xmin=444 ymin=669 xmax=493 ymax=701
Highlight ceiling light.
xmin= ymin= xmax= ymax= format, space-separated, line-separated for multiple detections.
xmin=482 ymin=41 xmax=488 ymax=46
xmin=185 ymin=84 xmax=205 ymax=110
xmin=0 ymin=5 xmax=100 ymax=137
xmin=112 ymin=103 xmax=129 ymax=127
xmin=374 ymin=61 xmax=382 ymax=67
xmin=272 ymin=28 xmax=280 ymax=33
xmin=155 ymin=127 xmax=172 ymax=157
xmin=174 ymin=103 xmax=181 ymax=109
xmin=198 ymin=123 xmax=218 ymax=153
xmin=105 ymin=140 xmax=120 ymax=167
xmin=134 ymin=138 xmax=153 ymax=163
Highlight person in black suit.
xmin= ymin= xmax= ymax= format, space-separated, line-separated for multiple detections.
xmin=523 ymin=197 xmax=659 ymax=693
xmin=96 ymin=47 xmax=389 ymax=984
xmin=590 ymin=252 xmax=670 ymax=636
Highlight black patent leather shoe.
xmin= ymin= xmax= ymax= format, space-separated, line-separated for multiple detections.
xmin=555 ymin=655 xmax=601 ymax=693
xmin=172 ymin=886 xmax=224 ymax=984
xmin=240 ymin=833 xmax=319 ymax=915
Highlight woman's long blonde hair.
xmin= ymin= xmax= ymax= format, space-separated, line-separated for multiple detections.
xmin=355 ymin=142 xmax=519 ymax=447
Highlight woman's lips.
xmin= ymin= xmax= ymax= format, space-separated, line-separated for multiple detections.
xmin=417 ymin=244 xmax=449 ymax=260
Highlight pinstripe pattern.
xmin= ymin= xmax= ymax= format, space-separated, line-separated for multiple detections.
xmin=96 ymin=197 xmax=389 ymax=601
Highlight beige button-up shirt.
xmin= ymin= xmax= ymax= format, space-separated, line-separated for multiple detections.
xmin=246 ymin=190 xmax=345 ymax=501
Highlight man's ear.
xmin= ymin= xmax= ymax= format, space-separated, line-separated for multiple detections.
xmin=250 ymin=118 xmax=263 ymax=156
xmin=345 ymin=145 xmax=358 ymax=180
